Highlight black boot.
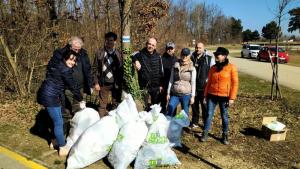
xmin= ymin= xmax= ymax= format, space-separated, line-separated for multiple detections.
xmin=222 ymin=133 xmax=229 ymax=145
xmin=200 ymin=131 xmax=208 ymax=142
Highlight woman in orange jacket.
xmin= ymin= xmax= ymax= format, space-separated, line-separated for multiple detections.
xmin=200 ymin=47 xmax=238 ymax=145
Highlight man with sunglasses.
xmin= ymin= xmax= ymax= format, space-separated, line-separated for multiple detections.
xmin=160 ymin=42 xmax=177 ymax=114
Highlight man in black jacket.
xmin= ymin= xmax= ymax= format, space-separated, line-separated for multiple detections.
xmin=132 ymin=38 xmax=163 ymax=110
xmin=191 ymin=42 xmax=215 ymax=129
xmin=49 ymin=36 xmax=93 ymax=115
xmin=161 ymin=42 xmax=177 ymax=114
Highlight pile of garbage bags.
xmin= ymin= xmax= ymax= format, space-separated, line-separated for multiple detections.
xmin=65 ymin=94 xmax=190 ymax=169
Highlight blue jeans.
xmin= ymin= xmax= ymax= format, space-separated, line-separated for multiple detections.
xmin=167 ymin=94 xmax=191 ymax=117
xmin=46 ymin=107 xmax=65 ymax=147
xmin=204 ymin=98 xmax=229 ymax=134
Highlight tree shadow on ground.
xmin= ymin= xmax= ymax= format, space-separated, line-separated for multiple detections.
xmin=240 ymin=127 xmax=264 ymax=139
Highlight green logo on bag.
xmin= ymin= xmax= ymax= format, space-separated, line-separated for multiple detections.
xmin=147 ymin=133 xmax=167 ymax=144
xmin=175 ymin=113 xmax=184 ymax=119
xmin=148 ymin=158 xmax=162 ymax=168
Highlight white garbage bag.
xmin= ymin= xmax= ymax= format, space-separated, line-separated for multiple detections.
xmin=66 ymin=107 xmax=100 ymax=149
xmin=134 ymin=105 xmax=180 ymax=169
xmin=108 ymin=119 xmax=148 ymax=169
xmin=109 ymin=94 xmax=139 ymax=128
xmin=66 ymin=115 xmax=119 ymax=169
xmin=167 ymin=110 xmax=190 ymax=147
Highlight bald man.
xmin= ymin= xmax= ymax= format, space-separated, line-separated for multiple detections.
xmin=132 ymin=38 xmax=163 ymax=110
xmin=191 ymin=42 xmax=215 ymax=129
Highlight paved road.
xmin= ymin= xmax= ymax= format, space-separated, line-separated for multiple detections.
xmin=228 ymin=55 xmax=300 ymax=91
xmin=0 ymin=146 xmax=47 ymax=169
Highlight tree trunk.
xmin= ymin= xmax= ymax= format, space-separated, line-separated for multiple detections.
xmin=119 ymin=0 xmax=132 ymax=54
xmin=0 ymin=36 xmax=26 ymax=96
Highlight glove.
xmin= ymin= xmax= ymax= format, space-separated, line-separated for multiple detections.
xmin=79 ymin=101 xmax=86 ymax=109
xmin=90 ymin=88 xmax=93 ymax=95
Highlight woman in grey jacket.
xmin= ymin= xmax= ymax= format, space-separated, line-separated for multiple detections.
xmin=166 ymin=48 xmax=196 ymax=117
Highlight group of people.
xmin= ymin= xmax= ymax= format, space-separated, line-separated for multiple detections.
xmin=36 ymin=32 xmax=239 ymax=156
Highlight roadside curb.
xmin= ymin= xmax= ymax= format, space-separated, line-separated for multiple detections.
xmin=0 ymin=145 xmax=48 ymax=169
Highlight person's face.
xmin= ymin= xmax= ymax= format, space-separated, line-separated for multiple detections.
xmin=71 ymin=42 xmax=81 ymax=53
xmin=146 ymin=38 xmax=157 ymax=54
xmin=166 ymin=47 xmax=175 ymax=56
xmin=195 ymin=43 xmax=205 ymax=55
xmin=215 ymin=54 xmax=226 ymax=62
xmin=181 ymin=55 xmax=191 ymax=64
xmin=105 ymin=37 xmax=116 ymax=49
xmin=65 ymin=54 xmax=77 ymax=68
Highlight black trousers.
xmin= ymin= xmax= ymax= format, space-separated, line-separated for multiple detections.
xmin=191 ymin=90 xmax=207 ymax=126
xmin=143 ymin=87 xmax=161 ymax=111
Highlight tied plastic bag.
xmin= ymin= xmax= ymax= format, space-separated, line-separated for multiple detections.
xmin=109 ymin=94 xmax=139 ymax=129
xmin=167 ymin=110 xmax=190 ymax=147
xmin=108 ymin=119 xmax=148 ymax=169
xmin=66 ymin=115 xmax=119 ymax=169
xmin=66 ymin=108 xmax=100 ymax=149
xmin=265 ymin=121 xmax=286 ymax=131
xmin=134 ymin=105 xmax=181 ymax=169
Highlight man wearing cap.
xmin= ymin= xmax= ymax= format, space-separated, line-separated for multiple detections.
xmin=132 ymin=38 xmax=163 ymax=110
xmin=166 ymin=48 xmax=196 ymax=117
xmin=190 ymin=42 xmax=215 ymax=129
xmin=201 ymin=47 xmax=239 ymax=145
xmin=161 ymin=42 xmax=177 ymax=114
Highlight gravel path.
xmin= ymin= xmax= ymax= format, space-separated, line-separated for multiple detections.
xmin=228 ymin=55 xmax=300 ymax=91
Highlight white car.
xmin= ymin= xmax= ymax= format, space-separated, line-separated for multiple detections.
xmin=241 ymin=44 xmax=261 ymax=59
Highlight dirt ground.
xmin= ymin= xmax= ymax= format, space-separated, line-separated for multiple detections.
xmin=0 ymin=73 xmax=300 ymax=169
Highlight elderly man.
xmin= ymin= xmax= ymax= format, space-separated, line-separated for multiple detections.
xmin=48 ymin=36 xmax=93 ymax=117
xmin=191 ymin=42 xmax=215 ymax=129
xmin=92 ymin=32 xmax=123 ymax=117
xmin=132 ymin=38 xmax=163 ymax=110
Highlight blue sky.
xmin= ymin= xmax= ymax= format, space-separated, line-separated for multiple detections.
xmin=173 ymin=0 xmax=300 ymax=36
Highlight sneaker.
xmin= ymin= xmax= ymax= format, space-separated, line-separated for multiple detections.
xmin=200 ymin=131 xmax=208 ymax=142
xmin=222 ymin=133 xmax=229 ymax=145
xmin=191 ymin=124 xmax=199 ymax=129
xmin=59 ymin=146 xmax=70 ymax=156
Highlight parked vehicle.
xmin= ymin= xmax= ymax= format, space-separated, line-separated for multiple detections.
xmin=241 ymin=44 xmax=261 ymax=58
xmin=257 ymin=46 xmax=289 ymax=63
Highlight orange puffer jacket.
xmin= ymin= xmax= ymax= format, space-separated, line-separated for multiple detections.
xmin=204 ymin=63 xmax=239 ymax=100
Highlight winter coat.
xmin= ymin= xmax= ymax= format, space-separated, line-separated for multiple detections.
xmin=191 ymin=51 xmax=215 ymax=91
xmin=92 ymin=48 xmax=123 ymax=87
xmin=204 ymin=63 xmax=239 ymax=100
xmin=162 ymin=52 xmax=177 ymax=89
xmin=132 ymin=48 xmax=163 ymax=89
xmin=48 ymin=44 xmax=93 ymax=94
xmin=167 ymin=61 xmax=196 ymax=96
xmin=37 ymin=61 xmax=83 ymax=107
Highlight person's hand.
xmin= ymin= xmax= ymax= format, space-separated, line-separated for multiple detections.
xmin=134 ymin=61 xmax=141 ymax=70
xmin=166 ymin=95 xmax=170 ymax=102
xmin=229 ymin=99 xmax=234 ymax=106
xmin=94 ymin=84 xmax=100 ymax=91
xmin=79 ymin=101 xmax=86 ymax=109
xmin=190 ymin=96 xmax=195 ymax=105
xmin=90 ymin=88 xmax=93 ymax=94
xmin=203 ymin=97 xmax=207 ymax=105
xmin=159 ymin=86 xmax=163 ymax=93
